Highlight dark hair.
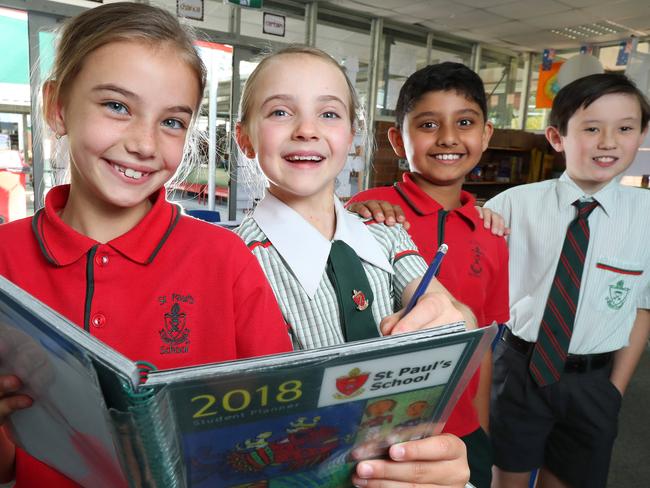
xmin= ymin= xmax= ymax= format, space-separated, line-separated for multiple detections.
xmin=550 ymin=73 xmax=650 ymax=135
xmin=394 ymin=62 xmax=487 ymax=128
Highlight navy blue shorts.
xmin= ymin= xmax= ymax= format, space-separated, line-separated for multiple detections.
xmin=490 ymin=337 xmax=622 ymax=488
xmin=462 ymin=427 xmax=492 ymax=488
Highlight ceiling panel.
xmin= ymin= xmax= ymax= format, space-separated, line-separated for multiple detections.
xmin=327 ymin=1 xmax=395 ymax=16
xmin=499 ymin=30 xmax=576 ymax=50
xmin=614 ymin=14 xmax=650 ymax=31
xmin=393 ymin=1 xmax=472 ymax=19
xmin=342 ymin=0 xmax=409 ymax=8
xmin=523 ymin=9 xmax=600 ymax=29
xmin=430 ymin=10 xmax=511 ymax=29
xmin=471 ymin=21 xmax=540 ymax=37
xmin=451 ymin=31 xmax=494 ymax=42
xmin=456 ymin=0 xmax=517 ymax=7
xmin=487 ymin=0 xmax=571 ymax=19
xmin=556 ymin=0 xmax=614 ymax=7
xmin=388 ymin=14 xmax=422 ymax=25
xmin=586 ymin=1 xmax=650 ymax=20
xmin=318 ymin=0 xmax=649 ymax=51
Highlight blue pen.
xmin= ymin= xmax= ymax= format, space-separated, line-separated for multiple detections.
xmin=403 ymin=243 xmax=448 ymax=315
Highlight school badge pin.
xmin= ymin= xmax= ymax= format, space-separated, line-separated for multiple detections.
xmin=606 ymin=280 xmax=630 ymax=310
xmin=334 ymin=367 xmax=369 ymax=399
xmin=352 ymin=289 xmax=369 ymax=311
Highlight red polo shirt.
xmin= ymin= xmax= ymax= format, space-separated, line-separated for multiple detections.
xmin=349 ymin=173 xmax=509 ymax=437
xmin=0 ymin=185 xmax=291 ymax=487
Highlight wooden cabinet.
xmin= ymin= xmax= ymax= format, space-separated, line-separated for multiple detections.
xmin=370 ymin=120 xmax=406 ymax=188
xmin=464 ymin=129 xmax=555 ymax=204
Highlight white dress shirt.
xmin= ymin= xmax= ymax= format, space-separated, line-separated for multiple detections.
xmin=252 ymin=192 xmax=393 ymax=299
xmin=486 ymin=172 xmax=650 ymax=354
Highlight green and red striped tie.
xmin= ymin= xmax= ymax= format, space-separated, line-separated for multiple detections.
xmin=530 ymin=199 xmax=599 ymax=386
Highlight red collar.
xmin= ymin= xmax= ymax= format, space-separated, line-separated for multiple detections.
xmin=32 ymin=185 xmax=181 ymax=266
xmin=395 ymin=173 xmax=479 ymax=230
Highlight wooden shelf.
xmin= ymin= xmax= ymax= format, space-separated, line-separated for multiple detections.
xmin=486 ymin=146 xmax=529 ymax=151
xmin=463 ymin=181 xmax=522 ymax=186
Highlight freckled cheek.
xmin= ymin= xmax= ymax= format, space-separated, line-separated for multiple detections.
xmin=77 ymin=127 xmax=112 ymax=161
xmin=163 ymin=142 xmax=186 ymax=171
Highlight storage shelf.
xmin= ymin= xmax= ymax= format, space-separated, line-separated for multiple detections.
xmin=463 ymin=181 xmax=523 ymax=186
xmin=486 ymin=146 xmax=529 ymax=151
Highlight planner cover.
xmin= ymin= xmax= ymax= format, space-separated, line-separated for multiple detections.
xmin=0 ymin=275 xmax=494 ymax=488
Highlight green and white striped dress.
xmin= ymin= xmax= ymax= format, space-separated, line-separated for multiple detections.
xmin=236 ymin=194 xmax=428 ymax=350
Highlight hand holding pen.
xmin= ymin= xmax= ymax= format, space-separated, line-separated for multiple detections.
xmin=379 ymin=244 xmax=463 ymax=336
xmin=403 ymin=244 xmax=448 ymax=315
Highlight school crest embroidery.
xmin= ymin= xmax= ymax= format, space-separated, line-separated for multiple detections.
xmin=334 ymin=367 xmax=369 ymax=399
xmin=352 ymin=289 xmax=369 ymax=311
xmin=606 ymin=280 xmax=630 ymax=310
xmin=469 ymin=243 xmax=483 ymax=277
xmin=159 ymin=302 xmax=190 ymax=353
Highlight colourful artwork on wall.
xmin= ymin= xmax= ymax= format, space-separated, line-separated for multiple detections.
xmin=535 ymin=61 xmax=564 ymax=109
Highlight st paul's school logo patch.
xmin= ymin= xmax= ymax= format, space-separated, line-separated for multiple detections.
xmin=159 ymin=300 xmax=191 ymax=354
xmin=606 ymin=280 xmax=630 ymax=310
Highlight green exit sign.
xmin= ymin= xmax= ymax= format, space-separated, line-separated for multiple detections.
xmin=226 ymin=0 xmax=263 ymax=8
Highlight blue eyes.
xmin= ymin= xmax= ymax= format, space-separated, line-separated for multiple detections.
xmin=162 ymin=119 xmax=185 ymax=130
xmin=269 ymin=110 xmax=341 ymax=119
xmin=105 ymin=101 xmax=128 ymax=115
xmin=103 ymin=101 xmax=186 ymax=130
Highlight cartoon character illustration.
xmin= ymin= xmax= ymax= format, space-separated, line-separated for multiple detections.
xmin=237 ymin=432 xmax=273 ymax=451
xmin=360 ymin=399 xmax=397 ymax=429
xmin=226 ymin=417 xmax=340 ymax=473
xmin=398 ymin=400 xmax=430 ymax=428
xmin=380 ymin=399 xmax=435 ymax=447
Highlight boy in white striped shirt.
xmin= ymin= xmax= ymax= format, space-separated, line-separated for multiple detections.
xmin=486 ymin=73 xmax=650 ymax=488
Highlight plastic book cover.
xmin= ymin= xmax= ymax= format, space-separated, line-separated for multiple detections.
xmin=0 ymin=277 xmax=132 ymax=488
xmin=0 ymin=275 xmax=494 ymax=488
xmin=147 ymin=324 xmax=492 ymax=488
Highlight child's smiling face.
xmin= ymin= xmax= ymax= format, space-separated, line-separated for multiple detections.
xmin=389 ymin=89 xmax=493 ymax=190
xmin=48 ymin=40 xmax=199 ymax=212
xmin=546 ymin=92 xmax=648 ymax=194
xmin=238 ymin=53 xmax=355 ymax=204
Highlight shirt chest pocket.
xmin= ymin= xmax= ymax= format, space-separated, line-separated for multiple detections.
xmin=594 ymin=258 xmax=644 ymax=313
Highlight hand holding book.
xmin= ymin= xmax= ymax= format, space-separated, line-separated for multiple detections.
xmin=352 ymin=432 xmax=471 ymax=487
xmin=1 ymin=275 xmax=493 ymax=487
xmin=0 ymin=325 xmax=38 ymax=432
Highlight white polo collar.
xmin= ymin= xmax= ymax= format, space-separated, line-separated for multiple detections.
xmin=253 ymin=192 xmax=393 ymax=299
xmin=557 ymin=171 xmax=619 ymax=217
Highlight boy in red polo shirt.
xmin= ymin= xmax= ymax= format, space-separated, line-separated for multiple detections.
xmin=348 ymin=62 xmax=509 ymax=488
